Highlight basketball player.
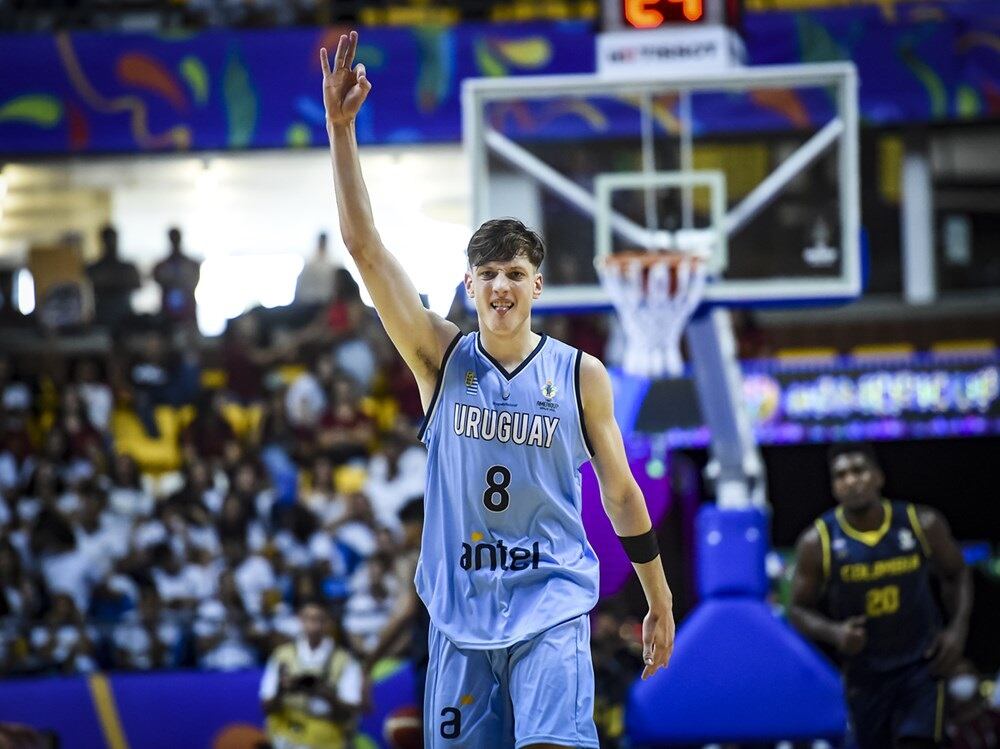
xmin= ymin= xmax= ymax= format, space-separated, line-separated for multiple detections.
xmin=321 ymin=31 xmax=675 ymax=749
xmin=789 ymin=443 xmax=972 ymax=749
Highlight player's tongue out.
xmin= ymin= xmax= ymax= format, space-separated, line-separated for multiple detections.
xmin=491 ymin=299 xmax=513 ymax=316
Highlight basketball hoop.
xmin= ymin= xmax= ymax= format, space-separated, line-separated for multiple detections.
xmin=597 ymin=249 xmax=708 ymax=379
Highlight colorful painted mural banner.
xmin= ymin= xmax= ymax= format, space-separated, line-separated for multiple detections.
xmin=742 ymin=0 xmax=1000 ymax=123
xmin=0 ymin=23 xmax=593 ymax=154
xmin=0 ymin=3 xmax=997 ymax=155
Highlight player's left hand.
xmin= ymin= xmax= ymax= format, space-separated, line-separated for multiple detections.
xmin=641 ymin=604 xmax=675 ymax=680
xmin=925 ymin=625 xmax=966 ymax=676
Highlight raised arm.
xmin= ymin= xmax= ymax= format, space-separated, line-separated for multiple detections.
xmin=321 ymin=32 xmax=457 ymax=401
xmin=579 ymin=353 xmax=675 ymax=679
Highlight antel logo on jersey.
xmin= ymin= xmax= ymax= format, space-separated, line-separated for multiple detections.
xmin=460 ymin=535 xmax=541 ymax=572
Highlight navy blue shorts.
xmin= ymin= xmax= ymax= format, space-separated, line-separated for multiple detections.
xmin=846 ymin=660 xmax=944 ymax=749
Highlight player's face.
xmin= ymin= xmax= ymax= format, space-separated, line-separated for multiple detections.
xmin=466 ymin=257 xmax=542 ymax=336
xmin=830 ymin=452 xmax=883 ymax=510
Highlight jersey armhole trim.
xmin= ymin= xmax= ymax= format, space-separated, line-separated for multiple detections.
xmin=906 ymin=503 xmax=933 ymax=558
xmin=574 ymin=349 xmax=596 ymax=459
xmin=417 ymin=333 xmax=462 ymax=442
xmin=815 ymin=518 xmax=831 ymax=581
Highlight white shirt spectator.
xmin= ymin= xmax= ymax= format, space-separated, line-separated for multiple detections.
xmin=286 ymin=373 xmax=326 ymax=429
xmin=259 ymin=635 xmax=363 ymax=707
xmin=269 ymin=604 xmax=302 ymax=640
xmin=273 ymin=531 xmax=314 ymax=569
xmin=74 ymin=517 xmax=129 ymax=579
xmin=61 ymin=460 xmax=95 ymax=486
xmin=133 ymin=519 xmax=169 ymax=551
xmin=295 ymin=254 xmax=337 ymax=305
xmin=78 ymin=382 xmax=113 ymax=432
xmin=112 ymin=614 xmax=155 ymax=669
xmin=16 ymin=497 xmax=41 ymax=525
xmin=364 ymin=446 xmax=426 ymax=535
xmin=31 ymin=623 xmax=98 ymax=671
xmin=105 ymin=574 xmax=140 ymax=607
xmin=255 ymin=488 xmax=278 ymax=524
xmin=201 ymin=487 xmax=226 ymax=516
xmin=334 ymin=338 xmax=377 ymax=393
xmin=192 ymin=599 xmax=227 ymax=638
xmin=246 ymin=520 xmax=269 ymax=554
xmin=336 ymin=521 xmax=377 ymax=559
xmin=2 ymin=586 xmax=23 ymax=616
xmin=200 ymin=626 xmax=260 ymax=671
xmin=2 ymin=382 xmax=31 ymax=412
xmin=307 ymin=532 xmax=347 ymax=576
xmin=234 ymin=554 xmax=277 ymax=616
xmin=56 ymin=491 xmax=82 ymax=517
xmin=157 ymin=616 xmax=185 ymax=667
xmin=344 ymin=565 xmax=400 ymax=653
xmin=0 ymin=452 xmax=17 ymax=492
xmin=186 ymin=524 xmax=222 ymax=556
xmin=107 ymin=486 xmax=155 ymax=519
xmin=41 ymin=549 xmax=100 ymax=613
xmin=303 ymin=491 xmax=347 ymax=528
xmin=152 ymin=565 xmax=204 ymax=604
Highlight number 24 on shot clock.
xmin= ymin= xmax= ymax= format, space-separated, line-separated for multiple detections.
xmin=624 ymin=0 xmax=704 ymax=26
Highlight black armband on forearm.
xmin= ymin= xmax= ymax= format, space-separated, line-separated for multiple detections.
xmin=618 ymin=528 xmax=660 ymax=564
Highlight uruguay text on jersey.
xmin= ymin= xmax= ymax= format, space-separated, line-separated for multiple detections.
xmin=453 ymin=403 xmax=559 ymax=448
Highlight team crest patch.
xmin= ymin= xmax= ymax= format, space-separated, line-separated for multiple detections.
xmin=465 ymin=371 xmax=478 ymax=396
xmin=898 ymin=528 xmax=915 ymax=551
xmin=541 ymin=379 xmax=558 ymax=400
xmin=833 ymin=537 xmax=848 ymax=559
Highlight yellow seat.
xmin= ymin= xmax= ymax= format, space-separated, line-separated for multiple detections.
xmin=221 ymin=403 xmax=264 ymax=440
xmin=110 ymin=406 xmax=185 ymax=473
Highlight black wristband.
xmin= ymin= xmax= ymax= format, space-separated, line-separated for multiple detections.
xmin=619 ymin=528 xmax=660 ymax=564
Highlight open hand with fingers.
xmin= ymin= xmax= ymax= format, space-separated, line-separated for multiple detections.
xmin=320 ymin=30 xmax=371 ymax=128
xmin=641 ymin=604 xmax=676 ymax=680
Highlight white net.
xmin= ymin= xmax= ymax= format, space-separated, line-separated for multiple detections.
xmin=598 ymin=252 xmax=708 ymax=378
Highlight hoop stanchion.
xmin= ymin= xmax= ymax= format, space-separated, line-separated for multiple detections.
xmin=596 ymin=250 xmax=708 ymax=379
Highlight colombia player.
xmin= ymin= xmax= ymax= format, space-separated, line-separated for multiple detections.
xmin=790 ymin=443 xmax=972 ymax=749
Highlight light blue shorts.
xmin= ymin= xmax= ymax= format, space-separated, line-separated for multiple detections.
xmin=424 ymin=614 xmax=599 ymax=748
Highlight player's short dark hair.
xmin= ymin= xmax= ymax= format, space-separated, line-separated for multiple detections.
xmin=398 ymin=496 xmax=424 ymax=525
xmin=466 ymin=218 xmax=545 ymax=270
xmin=827 ymin=441 xmax=879 ymax=469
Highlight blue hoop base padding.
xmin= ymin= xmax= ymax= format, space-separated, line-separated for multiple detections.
xmin=697 ymin=507 xmax=769 ymax=599
xmin=626 ymin=598 xmax=847 ymax=745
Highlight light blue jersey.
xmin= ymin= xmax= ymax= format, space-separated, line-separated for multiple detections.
xmin=416 ymin=332 xmax=600 ymax=649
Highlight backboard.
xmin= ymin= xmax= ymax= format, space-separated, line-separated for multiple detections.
xmin=462 ymin=61 xmax=861 ymax=312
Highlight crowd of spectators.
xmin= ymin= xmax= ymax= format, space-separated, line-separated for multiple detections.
xmin=4 ymin=227 xmax=397 ymax=679
xmin=0 ymin=223 xmax=611 ymax=687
